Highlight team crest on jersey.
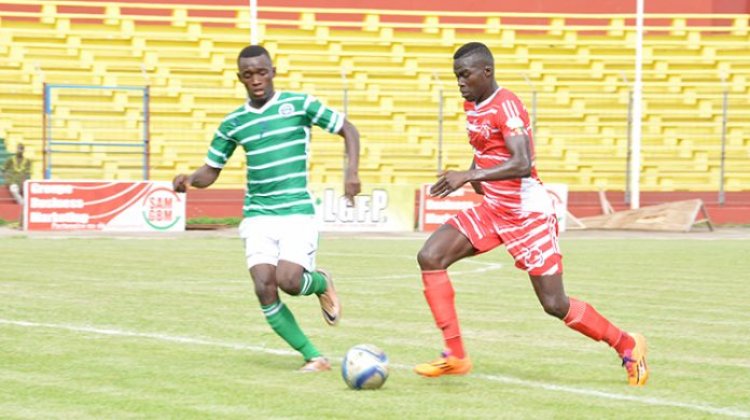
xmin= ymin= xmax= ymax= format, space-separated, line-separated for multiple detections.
xmin=279 ymin=103 xmax=295 ymax=116
xmin=467 ymin=121 xmax=493 ymax=140
xmin=480 ymin=123 xmax=492 ymax=139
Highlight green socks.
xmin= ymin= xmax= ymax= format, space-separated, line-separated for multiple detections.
xmin=262 ymin=300 xmax=320 ymax=361
xmin=298 ymin=271 xmax=327 ymax=296
xmin=260 ymin=271 xmax=328 ymax=360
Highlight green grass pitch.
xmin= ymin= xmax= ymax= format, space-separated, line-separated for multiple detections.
xmin=1 ymin=232 xmax=749 ymax=418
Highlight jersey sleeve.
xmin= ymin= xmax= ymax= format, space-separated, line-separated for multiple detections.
xmin=303 ymin=94 xmax=345 ymax=134
xmin=205 ymin=120 xmax=239 ymax=169
xmin=497 ymin=94 xmax=529 ymax=139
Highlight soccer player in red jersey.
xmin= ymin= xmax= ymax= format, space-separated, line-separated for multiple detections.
xmin=413 ymin=42 xmax=649 ymax=386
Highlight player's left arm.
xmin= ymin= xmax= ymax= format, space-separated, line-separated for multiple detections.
xmin=337 ymin=119 xmax=361 ymax=205
xmin=305 ymin=94 xmax=361 ymax=204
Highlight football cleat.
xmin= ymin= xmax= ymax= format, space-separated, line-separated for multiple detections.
xmin=316 ymin=269 xmax=340 ymax=326
xmin=414 ymin=351 xmax=472 ymax=377
xmin=622 ymin=332 xmax=649 ymax=386
xmin=299 ymin=356 xmax=331 ymax=373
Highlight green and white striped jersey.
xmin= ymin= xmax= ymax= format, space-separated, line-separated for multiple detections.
xmin=205 ymin=91 xmax=344 ymax=217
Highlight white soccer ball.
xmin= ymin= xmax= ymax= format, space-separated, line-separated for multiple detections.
xmin=341 ymin=344 xmax=389 ymax=390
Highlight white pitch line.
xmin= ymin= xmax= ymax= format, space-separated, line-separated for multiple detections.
xmin=2 ymin=319 xmax=748 ymax=418
xmin=0 ymin=319 xmax=296 ymax=357
xmin=469 ymin=372 xmax=750 ymax=419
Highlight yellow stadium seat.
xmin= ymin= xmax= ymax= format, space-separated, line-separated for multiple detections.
xmin=0 ymin=6 xmax=747 ymax=190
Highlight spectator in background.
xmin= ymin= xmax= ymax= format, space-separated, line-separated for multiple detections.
xmin=2 ymin=143 xmax=31 ymax=207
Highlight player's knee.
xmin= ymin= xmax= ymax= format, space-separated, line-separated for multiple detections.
xmin=275 ymin=273 xmax=301 ymax=295
xmin=417 ymin=246 xmax=445 ymax=270
xmin=540 ymin=295 xmax=568 ymax=319
xmin=253 ymin=276 xmax=277 ymax=300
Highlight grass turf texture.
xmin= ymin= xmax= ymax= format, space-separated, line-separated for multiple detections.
xmin=1 ymin=234 xmax=748 ymax=418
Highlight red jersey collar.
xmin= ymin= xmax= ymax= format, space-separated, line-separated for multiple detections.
xmin=472 ymin=87 xmax=503 ymax=110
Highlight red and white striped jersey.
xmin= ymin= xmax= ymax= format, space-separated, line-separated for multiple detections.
xmin=464 ymin=87 xmax=554 ymax=214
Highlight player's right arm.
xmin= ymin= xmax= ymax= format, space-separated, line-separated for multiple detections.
xmin=173 ymin=119 xmax=238 ymax=192
xmin=469 ymin=158 xmax=484 ymax=195
xmin=173 ymin=165 xmax=221 ymax=192
xmin=431 ymin=93 xmax=534 ymax=198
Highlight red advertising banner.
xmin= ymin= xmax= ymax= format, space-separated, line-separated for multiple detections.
xmin=418 ymin=183 xmax=569 ymax=232
xmin=23 ymin=181 xmax=186 ymax=232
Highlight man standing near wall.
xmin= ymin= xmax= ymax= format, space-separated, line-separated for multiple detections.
xmin=2 ymin=143 xmax=31 ymax=211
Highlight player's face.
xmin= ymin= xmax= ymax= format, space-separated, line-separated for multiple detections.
xmin=237 ymin=55 xmax=275 ymax=103
xmin=453 ymin=55 xmax=492 ymax=103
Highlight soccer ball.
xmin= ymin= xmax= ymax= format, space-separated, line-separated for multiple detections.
xmin=341 ymin=344 xmax=389 ymax=390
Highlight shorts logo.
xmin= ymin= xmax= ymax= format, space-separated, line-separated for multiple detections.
xmin=523 ymin=247 xmax=545 ymax=269
xmin=279 ymin=103 xmax=295 ymax=116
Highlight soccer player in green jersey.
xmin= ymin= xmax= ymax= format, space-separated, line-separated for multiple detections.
xmin=173 ymin=45 xmax=361 ymax=372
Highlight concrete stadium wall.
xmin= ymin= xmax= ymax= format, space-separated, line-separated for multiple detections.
xmin=2 ymin=189 xmax=748 ymax=225
xmin=173 ymin=189 xmax=750 ymax=225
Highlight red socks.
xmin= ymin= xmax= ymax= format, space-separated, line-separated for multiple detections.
xmin=563 ymin=297 xmax=635 ymax=356
xmin=422 ymin=270 xmax=466 ymax=359
xmin=422 ymin=275 xmax=634 ymax=359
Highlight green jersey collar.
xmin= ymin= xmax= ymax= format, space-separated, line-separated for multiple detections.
xmin=245 ymin=91 xmax=280 ymax=114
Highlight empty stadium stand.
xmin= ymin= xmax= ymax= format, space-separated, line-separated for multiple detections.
xmin=0 ymin=1 xmax=748 ymax=195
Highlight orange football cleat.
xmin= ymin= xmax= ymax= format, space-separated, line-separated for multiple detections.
xmin=414 ymin=351 xmax=472 ymax=377
xmin=622 ymin=333 xmax=649 ymax=386
xmin=316 ymin=269 xmax=340 ymax=326
xmin=299 ymin=356 xmax=331 ymax=373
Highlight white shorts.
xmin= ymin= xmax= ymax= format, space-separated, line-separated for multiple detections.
xmin=238 ymin=215 xmax=319 ymax=271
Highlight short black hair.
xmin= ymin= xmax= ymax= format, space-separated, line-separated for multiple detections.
xmin=237 ymin=45 xmax=271 ymax=63
xmin=453 ymin=42 xmax=494 ymax=65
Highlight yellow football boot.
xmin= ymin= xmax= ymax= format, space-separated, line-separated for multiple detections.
xmin=414 ymin=351 xmax=472 ymax=377
xmin=622 ymin=333 xmax=649 ymax=386
xmin=315 ymin=269 xmax=340 ymax=326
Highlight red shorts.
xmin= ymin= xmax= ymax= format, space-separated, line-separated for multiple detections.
xmin=447 ymin=204 xmax=563 ymax=276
